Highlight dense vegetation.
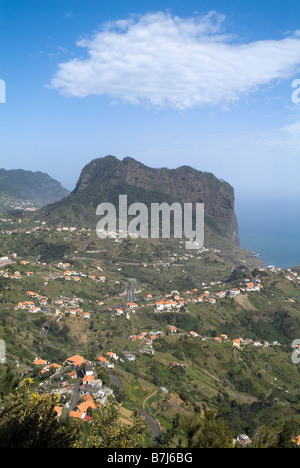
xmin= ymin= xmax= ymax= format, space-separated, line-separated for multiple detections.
xmin=0 ymin=380 xmax=298 ymax=448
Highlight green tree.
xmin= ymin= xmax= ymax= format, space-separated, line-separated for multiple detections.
xmin=180 ymin=410 xmax=233 ymax=448
xmin=75 ymin=403 xmax=146 ymax=448
xmin=0 ymin=379 xmax=77 ymax=448
xmin=251 ymin=425 xmax=280 ymax=448
xmin=0 ymin=365 xmax=19 ymax=397
xmin=277 ymin=420 xmax=299 ymax=449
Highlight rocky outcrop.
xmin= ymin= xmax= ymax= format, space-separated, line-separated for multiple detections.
xmin=73 ymin=156 xmax=240 ymax=246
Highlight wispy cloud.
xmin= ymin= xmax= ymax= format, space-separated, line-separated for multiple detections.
xmin=49 ymin=11 xmax=300 ymax=109
xmin=267 ymin=120 xmax=300 ymax=151
xmin=217 ymin=120 xmax=300 ymax=154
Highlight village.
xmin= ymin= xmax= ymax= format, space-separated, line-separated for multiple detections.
xmin=0 ymin=222 xmax=300 ymax=430
xmin=1 ymin=224 xmax=299 ymax=359
xmin=31 ymin=353 xmax=114 ymax=421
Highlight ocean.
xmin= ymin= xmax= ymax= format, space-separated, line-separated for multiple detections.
xmin=235 ymin=198 xmax=300 ymax=269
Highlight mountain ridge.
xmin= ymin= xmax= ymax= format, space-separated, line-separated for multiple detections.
xmin=0 ymin=168 xmax=70 ymax=212
xmin=43 ymin=155 xmax=239 ymax=247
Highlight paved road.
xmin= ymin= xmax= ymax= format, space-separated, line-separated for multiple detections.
xmin=138 ymin=409 xmax=160 ymax=441
xmin=69 ymin=380 xmax=82 ymax=412
xmin=69 ymin=366 xmax=84 ymax=412
xmin=128 ymin=278 xmax=137 ymax=303
xmin=110 ymin=373 xmax=123 ymax=389
xmin=40 ymin=326 xmax=50 ymax=337
xmin=110 ymin=372 xmax=160 ymax=441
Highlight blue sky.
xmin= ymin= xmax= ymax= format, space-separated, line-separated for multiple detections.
xmin=0 ymin=0 xmax=300 ymax=209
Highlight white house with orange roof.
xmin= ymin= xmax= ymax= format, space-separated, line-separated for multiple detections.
xmin=65 ymin=355 xmax=87 ymax=367
xmin=105 ymin=351 xmax=119 ymax=360
xmin=189 ymin=331 xmax=199 ymax=337
xmin=83 ymin=375 xmax=95 ymax=385
xmin=28 ymin=307 xmax=41 ymax=313
xmin=228 ymin=289 xmax=241 ymax=297
xmin=97 ymin=355 xmax=114 ymax=368
xmin=33 ymin=358 xmax=48 ymax=366
xmin=216 ymin=291 xmax=226 ymax=299
xmin=115 ymin=308 xmax=124 ymax=316
xmin=232 ymin=339 xmax=241 ymax=348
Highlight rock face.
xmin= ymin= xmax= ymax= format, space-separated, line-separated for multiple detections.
xmin=73 ymin=156 xmax=240 ymax=246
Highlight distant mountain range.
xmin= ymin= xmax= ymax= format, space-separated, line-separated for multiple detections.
xmin=0 ymin=169 xmax=69 ymax=212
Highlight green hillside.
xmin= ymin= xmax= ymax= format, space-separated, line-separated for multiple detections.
xmin=0 ymin=220 xmax=300 ymax=445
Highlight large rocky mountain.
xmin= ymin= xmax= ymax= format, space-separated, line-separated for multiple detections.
xmin=0 ymin=169 xmax=69 ymax=212
xmin=38 ymin=155 xmax=240 ymax=247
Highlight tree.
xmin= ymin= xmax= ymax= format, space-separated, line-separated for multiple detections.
xmin=75 ymin=404 xmax=147 ymax=448
xmin=180 ymin=410 xmax=234 ymax=448
xmin=0 ymin=365 xmax=19 ymax=397
xmin=251 ymin=425 xmax=280 ymax=448
xmin=277 ymin=420 xmax=299 ymax=449
xmin=0 ymin=379 xmax=77 ymax=448
xmin=159 ymin=414 xmax=183 ymax=448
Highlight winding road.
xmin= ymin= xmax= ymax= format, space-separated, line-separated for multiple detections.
xmin=110 ymin=372 xmax=160 ymax=441
xmin=127 ymin=278 xmax=137 ymax=303
xmin=138 ymin=409 xmax=160 ymax=441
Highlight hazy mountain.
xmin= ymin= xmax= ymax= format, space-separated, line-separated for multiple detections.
xmin=0 ymin=169 xmax=70 ymax=212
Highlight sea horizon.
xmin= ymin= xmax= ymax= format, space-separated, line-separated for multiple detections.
xmin=236 ymin=197 xmax=300 ymax=270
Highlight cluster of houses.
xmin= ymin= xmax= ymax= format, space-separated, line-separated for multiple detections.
xmin=3 ymin=241 xmax=299 ymax=330
xmin=0 ymin=269 xmax=34 ymax=280
xmin=32 ymin=354 xmax=114 ymax=421
xmin=45 ymin=262 xmax=106 ymax=284
xmin=150 ymin=277 xmax=263 ymax=313
xmin=285 ymin=271 xmax=300 ymax=281
xmin=127 ymin=323 xmax=281 ymax=355
xmin=2 ymin=224 xmax=92 ymax=235
xmin=15 ymin=291 xmax=93 ymax=319
xmin=129 ymin=330 xmax=164 ymax=342
xmin=15 ymin=291 xmax=49 ymax=313
xmin=33 ymin=358 xmax=62 ymax=374
xmin=54 ymin=296 xmax=91 ymax=319
xmin=2 ymin=244 xmax=298 ymax=390
xmin=188 ymin=330 xmax=281 ymax=349
xmin=266 ymin=266 xmax=300 ymax=281
xmin=129 ymin=330 xmax=171 ymax=356
xmin=0 ymin=256 xmax=14 ymax=267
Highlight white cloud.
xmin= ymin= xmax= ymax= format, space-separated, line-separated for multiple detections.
xmin=269 ymin=120 xmax=300 ymax=151
xmin=50 ymin=11 xmax=300 ymax=109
